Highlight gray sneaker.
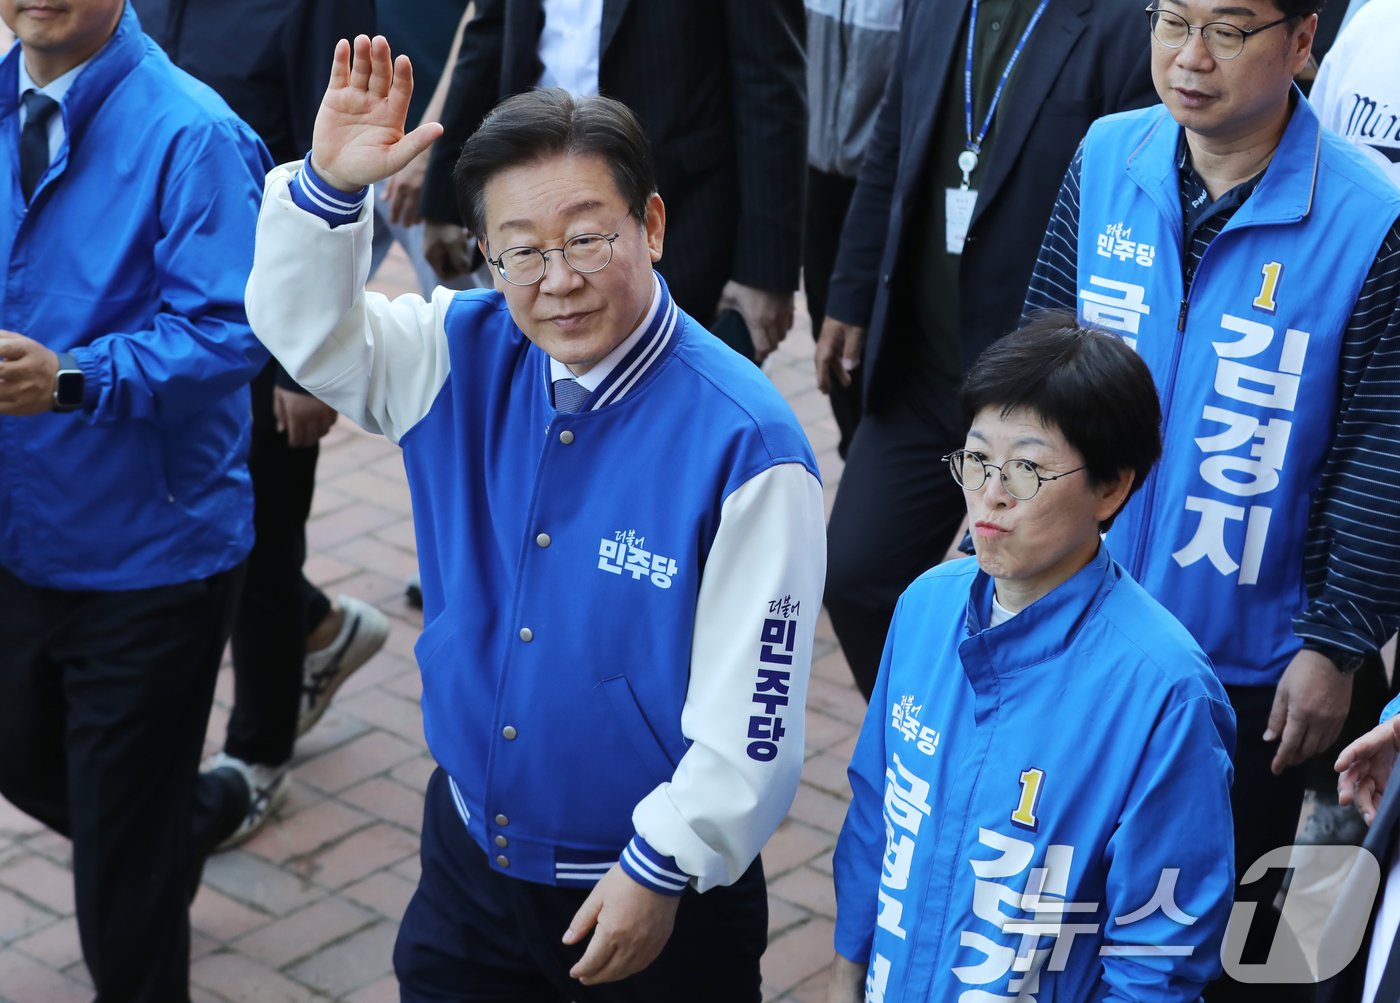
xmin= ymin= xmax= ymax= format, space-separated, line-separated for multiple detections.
xmin=203 ymin=752 xmax=291 ymax=851
xmin=298 ymin=595 xmax=389 ymax=736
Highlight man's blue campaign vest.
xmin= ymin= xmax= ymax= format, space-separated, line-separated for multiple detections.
xmin=1076 ymin=97 xmax=1400 ymax=687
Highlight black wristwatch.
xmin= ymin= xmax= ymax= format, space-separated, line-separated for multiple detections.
xmin=1301 ymin=642 xmax=1368 ymax=674
xmin=52 ymin=352 xmax=84 ymax=412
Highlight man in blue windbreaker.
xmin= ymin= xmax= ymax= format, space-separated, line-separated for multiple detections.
xmin=1024 ymin=0 xmax=1400 ymax=996
xmin=0 ymin=2 xmax=271 ymax=1000
xmin=246 ymin=35 xmax=826 ymax=1002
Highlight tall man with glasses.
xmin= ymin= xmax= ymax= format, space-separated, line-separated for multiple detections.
xmin=1025 ymin=2 xmax=1400 ymax=996
xmin=246 ymin=37 xmax=825 ymax=1001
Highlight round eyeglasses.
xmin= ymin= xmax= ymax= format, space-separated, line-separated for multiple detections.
xmin=942 ymin=449 xmax=1086 ymax=501
xmin=1145 ymin=6 xmax=1293 ymax=60
xmin=486 ymin=221 xmax=627 ymax=286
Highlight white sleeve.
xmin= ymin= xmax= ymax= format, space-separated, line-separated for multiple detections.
xmin=627 ymin=461 xmax=827 ymax=893
xmin=244 ymin=163 xmax=456 ymax=444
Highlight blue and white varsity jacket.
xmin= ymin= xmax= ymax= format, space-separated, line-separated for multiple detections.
xmin=246 ymin=163 xmax=827 ymax=894
xmin=833 ymin=548 xmax=1236 ymax=1002
xmin=1075 ymin=97 xmax=1400 ymax=687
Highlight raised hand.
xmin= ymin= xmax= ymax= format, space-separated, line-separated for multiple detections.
xmin=311 ymin=35 xmax=444 ymax=192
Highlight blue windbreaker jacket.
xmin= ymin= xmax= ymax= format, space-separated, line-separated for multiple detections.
xmin=0 ymin=5 xmax=270 ymax=590
xmin=834 ymin=548 xmax=1237 ymax=1001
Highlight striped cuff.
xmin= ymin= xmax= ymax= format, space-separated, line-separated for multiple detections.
xmin=290 ymin=153 xmax=368 ymax=227
xmin=619 ymin=834 xmax=690 ymax=896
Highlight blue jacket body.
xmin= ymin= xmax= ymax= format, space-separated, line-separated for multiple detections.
xmin=0 ymin=5 xmax=270 ymax=590
xmin=833 ymin=548 xmax=1237 ymax=1001
xmin=407 ymin=284 xmax=820 ymax=889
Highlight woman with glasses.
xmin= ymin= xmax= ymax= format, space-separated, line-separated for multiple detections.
xmin=828 ymin=312 xmax=1236 ymax=1002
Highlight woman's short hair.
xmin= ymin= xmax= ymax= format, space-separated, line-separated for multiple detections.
xmin=453 ymin=88 xmax=656 ymax=236
xmin=961 ymin=310 xmax=1162 ymax=528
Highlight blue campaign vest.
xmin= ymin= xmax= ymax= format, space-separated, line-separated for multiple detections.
xmin=400 ymin=279 xmax=818 ymax=885
xmin=1076 ymin=97 xmax=1400 ymax=687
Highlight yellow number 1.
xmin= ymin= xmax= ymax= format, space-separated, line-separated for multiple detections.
xmin=1011 ymin=768 xmax=1045 ymax=832
xmin=1253 ymin=261 xmax=1283 ymax=313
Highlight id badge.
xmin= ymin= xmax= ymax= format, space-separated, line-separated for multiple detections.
xmin=945 ymin=188 xmax=978 ymax=255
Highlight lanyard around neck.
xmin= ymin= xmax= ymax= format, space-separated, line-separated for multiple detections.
xmin=960 ymin=0 xmax=1051 ymax=187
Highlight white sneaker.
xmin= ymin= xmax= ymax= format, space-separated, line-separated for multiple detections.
xmin=298 ymin=595 xmax=389 ymax=737
xmin=202 ymin=752 xmax=291 ymax=851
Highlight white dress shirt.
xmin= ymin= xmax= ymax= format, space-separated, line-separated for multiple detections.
xmin=537 ymin=0 xmax=604 ymax=97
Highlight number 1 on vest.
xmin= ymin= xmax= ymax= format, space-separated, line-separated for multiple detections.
xmin=1011 ymin=767 xmax=1046 ymax=831
xmin=1253 ymin=261 xmax=1284 ymax=313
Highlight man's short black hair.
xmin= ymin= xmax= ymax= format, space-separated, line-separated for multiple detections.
xmin=1275 ymin=0 xmax=1324 ymax=18
xmin=453 ymin=88 xmax=656 ymax=236
xmin=961 ymin=311 xmax=1162 ymax=529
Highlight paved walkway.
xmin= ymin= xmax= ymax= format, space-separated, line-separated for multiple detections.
xmin=0 ymin=245 xmax=860 ymax=1002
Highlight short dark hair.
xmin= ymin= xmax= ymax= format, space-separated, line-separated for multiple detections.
xmin=1274 ymin=0 xmax=1323 ymax=18
xmin=453 ymin=88 xmax=656 ymax=236
xmin=961 ymin=311 xmax=1162 ymax=529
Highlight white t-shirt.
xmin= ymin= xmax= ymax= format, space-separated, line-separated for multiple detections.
xmin=989 ymin=591 xmax=1018 ymax=627
xmin=1311 ymin=0 xmax=1400 ymax=188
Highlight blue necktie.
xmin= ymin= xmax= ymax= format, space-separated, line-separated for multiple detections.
xmin=20 ymin=90 xmax=58 ymax=203
xmin=553 ymin=377 xmax=589 ymax=413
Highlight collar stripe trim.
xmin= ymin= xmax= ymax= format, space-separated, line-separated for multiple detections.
xmin=595 ymin=293 xmax=678 ymax=410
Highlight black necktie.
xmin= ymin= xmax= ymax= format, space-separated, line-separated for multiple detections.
xmin=20 ymin=90 xmax=58 ymax=203
xmin=553 ymin=377 xmax=589 ymax=413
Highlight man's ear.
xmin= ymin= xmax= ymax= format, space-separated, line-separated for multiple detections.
xmin=1289 ymin=12 xmax=1317 ymax=76
xmin=645 ymin=193 xmax=665 ymax=264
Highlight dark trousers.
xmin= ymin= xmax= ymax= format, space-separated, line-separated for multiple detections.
xmin=225 ymin=363 xmax=331 ymax=767
xmin=804 ymin=165 xmax=863 ymax=458
xmin=825 ymin=386 xmax=967 ymax=698
xmin=0 ymin=562 xmax=248 ymax=1003
xmin=1208 ymin=683 xmax=1311 ymax=1003
xmin=394 ymin=769 xmax=768 ymax=1003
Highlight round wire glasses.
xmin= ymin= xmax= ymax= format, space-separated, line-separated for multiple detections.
xmin=1145 ymin=5 xmax=1293 ymax=60
xmin=486 ymin=222 xmax=626 ymax=286
xmin=942 ymin=449 xmax=1086 ymax=501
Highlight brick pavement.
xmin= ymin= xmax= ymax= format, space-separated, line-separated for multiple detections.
xmin=0 ymin=245 xmax=860 ymax=1003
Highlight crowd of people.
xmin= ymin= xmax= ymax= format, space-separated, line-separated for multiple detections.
xmin=1 ymin=0 xmax=1399 ymax=1001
